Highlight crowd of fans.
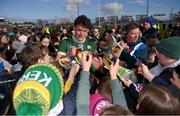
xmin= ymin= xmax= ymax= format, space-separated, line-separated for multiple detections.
xmin=0 ymin=15 xmax=180 ymax=115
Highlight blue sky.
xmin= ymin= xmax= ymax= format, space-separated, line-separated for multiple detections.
xmin=0 ymin=0 xmax=179 ymax=21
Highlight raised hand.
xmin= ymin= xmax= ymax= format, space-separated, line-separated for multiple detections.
xmin=119 ymin=76 xmax=132 ymax=87
xmin=138 ymin=63 xmax=154 ymax=81
xmin=92 ymin=56 xmax=103 ymax=70
xmin=109 ymin=59 xmax=120 ymax=80
xmin=81 ymin=51 xmax=92 ymax=72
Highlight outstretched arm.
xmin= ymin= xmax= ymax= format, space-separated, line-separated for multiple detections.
xmin=64 ymin=64 xmax=80 ymax=94
xmin=76 ymin=51 xmax=92 ymax=115
xmin=109 ymin=59 xmax=127 ymax=107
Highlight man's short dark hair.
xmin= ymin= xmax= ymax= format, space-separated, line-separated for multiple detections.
xmin=74 ymin=15 xmax=92 ymax=29
xmin=123 ymin=22 xmax=139 ymax=33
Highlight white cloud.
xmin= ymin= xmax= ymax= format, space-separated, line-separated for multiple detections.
xmin=64 ymin=4 xmax=78 ymax=12
xmin=102 ymin=2 xmax=123 ymax=14
xmin=64 ymin=0 xmax=88 ymax=12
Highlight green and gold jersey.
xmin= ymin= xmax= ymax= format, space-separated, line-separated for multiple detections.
xmin=59 ymin=36 xmax=97 ymax=53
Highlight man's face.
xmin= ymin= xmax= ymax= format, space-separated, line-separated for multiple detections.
xmin=75 ymin=25 xmax=89 ymax=42
xmin=127 ymin=28 xmax=140 ymax=43
xmin=155 ymin=50 xmax=169 ymax=66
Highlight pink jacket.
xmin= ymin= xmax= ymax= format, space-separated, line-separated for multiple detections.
xmin=90 ymin=93 xmax=111 ymax=116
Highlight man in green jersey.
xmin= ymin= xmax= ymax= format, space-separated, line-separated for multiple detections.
xmin=58 ymin=15 xmax=97 ymax=57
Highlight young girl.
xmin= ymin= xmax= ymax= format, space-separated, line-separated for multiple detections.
xmin=76 ymin=51 xmax=127 ymax=115
xmin=137 ymin=84 xmax=180 ymax=115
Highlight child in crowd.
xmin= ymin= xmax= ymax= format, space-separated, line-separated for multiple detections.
xmin=99 ymin=104 xmax=133 ymax=115
xmin=137 ymin=84 xmax=180 ymax=115
xmin=171 ymin=65 xmax=180 ymax=89
xmin=76 ymin=51 xmax=127 ymax=115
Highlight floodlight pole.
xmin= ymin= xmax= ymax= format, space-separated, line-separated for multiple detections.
xmin=147 ymin=0 xmax=149 ymax=16
xmin=98 ymin=0 xmax=101 ymax=28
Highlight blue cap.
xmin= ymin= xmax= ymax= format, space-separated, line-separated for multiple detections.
xmin=145 ymin=17 xmax=154 ymax=26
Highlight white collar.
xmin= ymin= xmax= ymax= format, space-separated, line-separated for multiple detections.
xmin=163 ymin=58 xmax=180 ymax=69
xmin=150 ymin=59 xmax=180 ymax=76
xmin=72 ymin=36 xmax=86 ymax=44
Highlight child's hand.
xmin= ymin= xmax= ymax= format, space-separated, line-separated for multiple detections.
xmin=109 ymin=59 xmax=120 ymax=80
xmin=119 ymin=77 xmax=132 ymax=87
xmin=82 ymin=51 xmax=92 ymax=72
xmin=92 ymin=56 xmax=103 ymax=70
